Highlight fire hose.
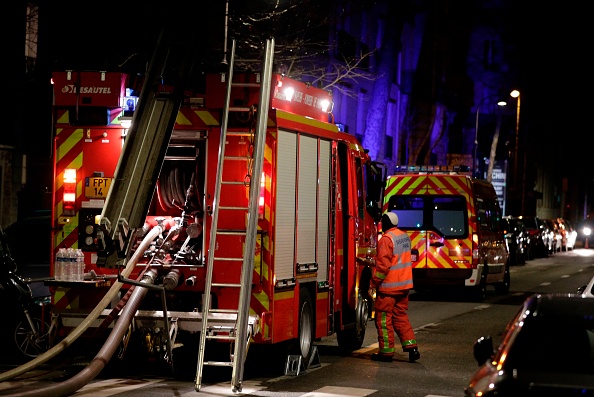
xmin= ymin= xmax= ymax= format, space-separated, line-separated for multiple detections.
xmin=0 ymin=225 xmax=163 ymax=387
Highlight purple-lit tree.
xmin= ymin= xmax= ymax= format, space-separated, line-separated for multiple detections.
xmin=228 ymin=0 xmax=378 ymax=97
xmin=361 ymin=5 xmax=400 ymax=161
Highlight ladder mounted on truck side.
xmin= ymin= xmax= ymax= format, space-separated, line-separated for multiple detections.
xmin=95 ymin=17 xmax=199 ymax=269
xmin=194 ymin=38 xmax=275 ymax=393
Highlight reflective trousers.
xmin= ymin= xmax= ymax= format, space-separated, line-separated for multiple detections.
xmin=374 ymin=290 xmax=417 ymax=355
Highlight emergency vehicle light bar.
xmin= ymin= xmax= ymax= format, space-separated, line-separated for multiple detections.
xmin=393 ymin=165 xmax=471 ymax=174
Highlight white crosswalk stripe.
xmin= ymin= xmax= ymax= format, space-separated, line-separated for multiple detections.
xmin=74 ymin=378 xmax=165 ymax=396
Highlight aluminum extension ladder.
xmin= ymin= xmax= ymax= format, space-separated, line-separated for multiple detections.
xmin=194 ymin=38 xmax=275 ymax=393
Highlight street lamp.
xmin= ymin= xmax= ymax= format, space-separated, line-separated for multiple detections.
xmin=474 ymin=96 xmax=507 ymax=176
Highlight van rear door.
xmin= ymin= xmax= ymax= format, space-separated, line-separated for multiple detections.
xmin=388 ymin=194 xmax=470 ymax=268
xmin=384 ymin=174 xmax=472 ymax=273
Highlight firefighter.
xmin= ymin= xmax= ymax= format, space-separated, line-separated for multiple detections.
xmin=370 ymin=212 xmax=420 ymax=363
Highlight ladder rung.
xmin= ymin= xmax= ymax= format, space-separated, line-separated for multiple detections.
xmin=229 ymin=106 xmax=252 ymax=112
xmin=224 ymin=155 xmax=250 ymax=161
xmin=227 ymin=131 xmax=255 ymax=136
xmin=231 ymin=83 xmax=260 ymax=88
xmin=209 ymin=308 xmax=239 ymax=314
xmin=219 ymin=205 xmax=249 ymax=210
xmin=212 ymin=257 xmax=244 ymax=262
xmin=211 ymin=282 xmax=242 ymax=288
xmin=204 ymin=361 xmax=234 ymax=367
xmin=216 ymin=230 xmax=246 ymax=235
xmin=221 ymin=180 xmax=248 ymax=185
xmin=207 ymin=324 xmax=236 ymax=331
xmin=206 ymin=334 xmax=237 ymax=341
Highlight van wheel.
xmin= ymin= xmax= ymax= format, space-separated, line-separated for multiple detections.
xmin=495 ymin=266 xmax=511 ymax=294
xmin=473 ymin=275 xmax=487 ymax=301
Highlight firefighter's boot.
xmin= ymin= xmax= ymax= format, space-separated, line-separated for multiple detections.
xmin=371 ymin=353 xmax=393 ymax=362
xmin=407 ymin=348 xmax=420 ymax=362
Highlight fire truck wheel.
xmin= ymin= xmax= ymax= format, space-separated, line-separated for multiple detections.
xmin=336 ymin=290 xmax=368 ymax=351
xmin=291 ymin=288 xmax=315 ymax=365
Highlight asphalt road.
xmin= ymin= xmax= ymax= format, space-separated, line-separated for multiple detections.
xmin=2 ymin=248 xmax=593 ymax=396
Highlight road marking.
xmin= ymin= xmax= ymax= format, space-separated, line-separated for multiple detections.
xmin=301 ymin=386 xmax=376 ymax=396
xmin=415 ymin=322 xmax=440 ymax=331
xmin=355 ymin=343 xmax=378 ymax=353
xmin=75 ymin=378 xmax=164 ymax=395
xmin=540 ymin=282 xmax=551 ymax=286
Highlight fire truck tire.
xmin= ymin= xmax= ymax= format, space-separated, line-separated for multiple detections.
xmin=336 ymin=290 xmax=368 ymax=351
xmin=290 ymin=288 xmax=315 ymax=365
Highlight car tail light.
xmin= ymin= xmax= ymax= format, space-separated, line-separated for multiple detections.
xmin=472 ymin=233 xmax=479 ymax=268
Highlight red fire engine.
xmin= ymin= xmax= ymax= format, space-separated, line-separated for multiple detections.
xmin=47 ymin=38 xmax=386 ymax=391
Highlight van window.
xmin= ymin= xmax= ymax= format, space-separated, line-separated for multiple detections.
xmin=476 ymin=199 xmax=488 ymax=228
xmin=433 ymin=197 xmax=466 ymax=236
xmin=388 ymin=195 xmax=468 ymax=238
xmin=476 ymin=197 xmax=503 ymax=232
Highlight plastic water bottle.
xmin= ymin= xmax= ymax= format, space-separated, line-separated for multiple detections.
xmin=65 ymin=248 xmax=75 ymax=281
xmin=76 ymin=249 xmax=85 ymax=281
xmin=54 ymin=248 xmax=65 ymax=281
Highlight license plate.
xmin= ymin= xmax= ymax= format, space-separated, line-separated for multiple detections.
xmin=85 ymin=177 xmax=112 ymax=198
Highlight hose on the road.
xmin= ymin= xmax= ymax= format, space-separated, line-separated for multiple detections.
xmin=6 ymin=268 xmax=159 ymax=397
xmin=0 ymin=225 xmax=163 ymax=383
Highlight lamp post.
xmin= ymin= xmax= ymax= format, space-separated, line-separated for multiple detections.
xmin=509 ymin=90 xmax=526 ymax=214
xmin=474 ymin=96 xmax=507 ymax=176
xmin=510 ymin=90 xmax=520 ymax=188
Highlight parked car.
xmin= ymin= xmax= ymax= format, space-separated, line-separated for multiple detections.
xmin=542 ymin=218 xmax=559 ymax=254
xmin=578 ymin=275 xmax=594 ymax=298
xmin=465 ymin=293 xmax=594 ymax=396
xmin=554 ymin=218 xmax=577 ymax=251
xmin=501 ymin=216 xmax=527 ymax=266
xmin=515 ymin=216 xmax=548 ymax=259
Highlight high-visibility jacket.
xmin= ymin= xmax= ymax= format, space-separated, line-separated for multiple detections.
xmin=372 ymin=227 xmax=413 ymax=294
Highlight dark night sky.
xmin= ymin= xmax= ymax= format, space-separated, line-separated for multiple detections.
xmin=37 ymin=2 xmax=594 ymax=171
xmin=513 ymin=5 xmax=593 ymax=169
